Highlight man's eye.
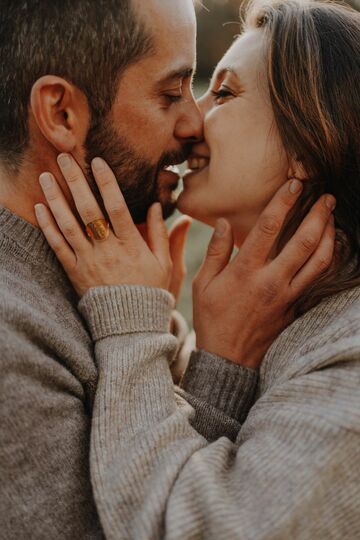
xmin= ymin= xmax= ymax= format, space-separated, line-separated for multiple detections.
xmin=163 ymin=94 xmax=183 ymax=104
xmin=211 ymin=88 xmax=234 ymax=104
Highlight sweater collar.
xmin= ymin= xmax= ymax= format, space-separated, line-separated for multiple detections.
xmin=0 ymin=205 xmax=62 ymax=273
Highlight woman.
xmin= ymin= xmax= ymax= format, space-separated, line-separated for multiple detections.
xmin=35 ymin=0 xmax=360 ymax=538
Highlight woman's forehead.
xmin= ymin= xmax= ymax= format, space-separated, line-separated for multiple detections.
xmin=215 ymin=29 xmax=267 ymax=83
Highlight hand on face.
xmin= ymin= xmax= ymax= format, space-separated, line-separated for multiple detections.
xmin=193 ymin=180 xmax=336 ymax=369
xmin=35 ymin=154 xmax=191 ymax=301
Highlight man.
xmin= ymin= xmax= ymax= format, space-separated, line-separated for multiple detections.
xmin=0 ymin=0 xmax=334 ymax=537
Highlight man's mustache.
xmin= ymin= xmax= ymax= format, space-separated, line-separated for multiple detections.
xmin=158 ymin=145 xmax=193 ymax=170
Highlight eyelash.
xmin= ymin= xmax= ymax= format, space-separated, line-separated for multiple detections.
xmin=164 ymin=94 xmax=183 ymax=104
xmin=211 ymin=89 xmax=234 ymax=102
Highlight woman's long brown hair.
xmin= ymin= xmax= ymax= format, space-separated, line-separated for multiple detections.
xmin=245 ymin=0 xmax=360 ymax=316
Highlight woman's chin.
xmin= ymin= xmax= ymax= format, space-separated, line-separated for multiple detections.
xmin=176 ymin=191 xmax=216 ymax=228
xmin=176 ymin=189 xmax=193 ymax=215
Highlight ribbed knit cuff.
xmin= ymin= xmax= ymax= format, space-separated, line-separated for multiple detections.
xmin=78 ymin=285 xmax=175 ymax=342
xmin=180 ymin=349 xmax=259 ymax=422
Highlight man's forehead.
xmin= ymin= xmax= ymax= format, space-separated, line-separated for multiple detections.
xmin=133 ymin=0 xmax=196 ymax=29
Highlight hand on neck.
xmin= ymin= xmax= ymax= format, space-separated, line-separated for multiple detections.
xmin=0 ymin=148 xmax=76 ymax=227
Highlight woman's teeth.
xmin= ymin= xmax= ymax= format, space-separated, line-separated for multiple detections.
xmin=187 ymin=157 xmax=209 ymax=171
xmin=164 ymin=165 xmax=180 ymax=174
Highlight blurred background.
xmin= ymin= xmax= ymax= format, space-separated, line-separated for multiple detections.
xmin=171 ymin=0 xmax=360 ymax=326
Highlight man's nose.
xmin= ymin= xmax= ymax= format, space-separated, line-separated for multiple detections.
xmin=175 ymin=98 xmax=204 ymax=143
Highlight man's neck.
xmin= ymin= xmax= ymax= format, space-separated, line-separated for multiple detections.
xmin=0 ymin=157 xmax=74 ymax=227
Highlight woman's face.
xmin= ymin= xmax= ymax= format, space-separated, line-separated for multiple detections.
xmin=177 ymin=29 xmax=291 ymax=243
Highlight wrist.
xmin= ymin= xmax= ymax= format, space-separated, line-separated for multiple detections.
xmin=195 ymin=339 xmax=261 ymax=370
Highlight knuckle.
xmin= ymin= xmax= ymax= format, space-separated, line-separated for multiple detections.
xmin=317 ymin=256 xmax=332 ymax=273
xmin=66 ymin=172 xmax=80 ymax=184
xmin=206 ymin=240 xmax=222 ymax=258
xmin=45 ymin=190 xmax=58 ymax=202
xmin=258 ymin=215 xmax=281 ymax=236
xmin=81 ymin=207 xmax=99 ymax=223
xmin=300 ymin=235 xmax=317 ymax=253
xmin=108 ymin=204 xmax=124 ymax=218
xmin=62 ymin=223 xmax=77 ymax=239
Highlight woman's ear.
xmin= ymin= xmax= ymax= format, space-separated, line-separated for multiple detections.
xmin=287 ymin=158 xmax=308 ymax=182
xmin=30 ymin=75 xmax=89 ymax=153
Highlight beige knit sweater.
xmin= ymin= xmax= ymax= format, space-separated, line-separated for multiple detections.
xmin=1 ymin=206 xmax=360 ymax=539
xmin=0 ymin=206 xmax=256 ymax=539
xmin=79 ymin=282 xmax=360 ymax=540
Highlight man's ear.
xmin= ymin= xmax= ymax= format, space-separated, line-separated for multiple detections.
xmin=30 ymin=75 xmax=89 ymax=153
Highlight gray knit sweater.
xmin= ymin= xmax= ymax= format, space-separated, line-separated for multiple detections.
xmin=0 ymin=206 xmax=257 ymax=539
xmin=78 ymin=283 xmax=360 ymax=540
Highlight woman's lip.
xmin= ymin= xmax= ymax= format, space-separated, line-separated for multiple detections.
xmin=182 ymin=165 xmax=209 ymax=181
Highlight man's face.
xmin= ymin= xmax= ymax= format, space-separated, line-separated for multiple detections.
xmin=85 ymin=0 xmax=202 ymax=223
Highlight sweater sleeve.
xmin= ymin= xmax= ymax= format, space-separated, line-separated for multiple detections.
xmin=79 ymin=285 xmax=360 ymax=540
xmin=0 ymin=322 xmax=104 ymax=539
xmin=176 ymin=350 xmax=258 ymax=441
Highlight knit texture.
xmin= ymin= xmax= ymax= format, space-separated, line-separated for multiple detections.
xmin=0 ymin=206 xmax=255 ymax=539
xmin=79 ymin=277 xmax=360 ymax=539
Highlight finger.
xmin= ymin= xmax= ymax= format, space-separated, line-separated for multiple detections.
xmin=34 ymin=203 xmax=76 ymax=270
xmin=195 ymin=219 xmax=234 ymax=288
xmin=290 ymin=214 xmax=336 ymax=297
xmin=274 ymin=194 xmax=336 ymax=280
xmin=39 ymin=172 xmax=90 ymax=253
xmin=168 ymin=216 xmax=192 ymax=301
xmin=57 ymin=153 xmax=106 ymax=227
xmin=235 ymin=179 xmax=304 ymax=268
xmin=91 ymin=157 xmax=141 ymax=242
xmin=147 ymin=203 xmax=171 ymax=267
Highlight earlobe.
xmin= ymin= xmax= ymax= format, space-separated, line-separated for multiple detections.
xmin=30 ymin=75 xmax=85 ymax=153
xmin=288 ymin=158 xmax=308 ymax=182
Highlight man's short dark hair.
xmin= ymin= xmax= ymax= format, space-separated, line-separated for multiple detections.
xmin=0 ymin=0 xmax=153 ymax=169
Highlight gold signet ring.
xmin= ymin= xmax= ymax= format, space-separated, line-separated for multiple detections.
xmin=86 ymin=219 xmax=110 ymax=241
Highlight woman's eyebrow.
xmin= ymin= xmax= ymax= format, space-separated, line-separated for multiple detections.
xmin=211 ymin=66 xmax=238 ymax=86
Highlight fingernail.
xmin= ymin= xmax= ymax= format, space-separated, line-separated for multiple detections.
xmin=215 ymin=218 xmax=227 ymax=237
xmin=325 ymin=195 xmax=336 ymax=211
xmin=34 ymin=203 xmax=45 ymax=217
xmin=57 ymin=153 xmax=72 ymax=169
xmin=39 ymin=172 xmax=53 ymax=189
xmin=92 ymin=157 xmax=105 ymax=172
xmin=289 ymin=179 xmax=302 ymax=194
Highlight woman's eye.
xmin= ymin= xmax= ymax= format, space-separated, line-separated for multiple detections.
xmin=211 ymin=88 xmax=234 ymax=104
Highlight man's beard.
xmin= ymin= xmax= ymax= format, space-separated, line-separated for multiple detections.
xmin=84 ymin=117 xmax=190 ymax=224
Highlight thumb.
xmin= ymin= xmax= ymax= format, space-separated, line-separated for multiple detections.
xmin=196 ymin=219 xmax=233 ymax=288
xmin=169 ymin=216 xmax=192 ymax=301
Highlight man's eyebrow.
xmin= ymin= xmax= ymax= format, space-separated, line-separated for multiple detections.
xmin=157 ymin=67 xmax=194 ymax=86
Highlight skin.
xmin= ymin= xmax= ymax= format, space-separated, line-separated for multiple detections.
xmin=0 ymin=0 xmax=202 ymax=227
xmin=177 ymin=29 xmax=304 ymax=247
